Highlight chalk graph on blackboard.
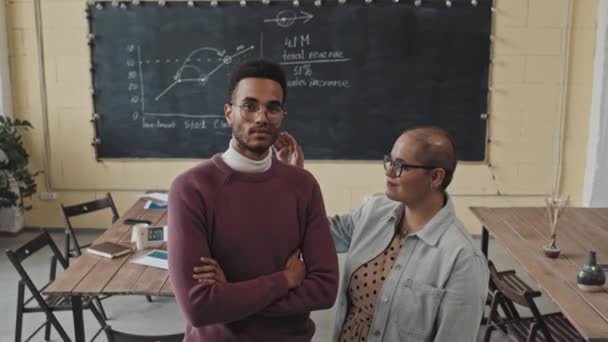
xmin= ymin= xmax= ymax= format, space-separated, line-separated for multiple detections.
xmin=155 ymin=44 xmax=255 ymax=101
xmin=128 ymin=43 xmax=256 ymax=123
xmin=127 ymin=9 xmax=319 ymax=123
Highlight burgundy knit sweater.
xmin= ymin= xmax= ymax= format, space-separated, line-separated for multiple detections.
xmin=168 ymin=154 xmax=339 ymax=341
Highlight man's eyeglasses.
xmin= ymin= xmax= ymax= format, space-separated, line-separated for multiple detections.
xmin=383 ymin=155 xmax=437 ymax=177
xmin=230 ymin=102 xmax=286 ymax=124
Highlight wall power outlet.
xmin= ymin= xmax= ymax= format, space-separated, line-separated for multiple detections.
xmin=39 ymin=192 xmax=58 ymax=201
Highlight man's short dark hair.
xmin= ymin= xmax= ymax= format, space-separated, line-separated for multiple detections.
xmin=227 ymin=59 xmax=288 ymax=103
xmin=403 ymin=126 xmax=457 ymax=191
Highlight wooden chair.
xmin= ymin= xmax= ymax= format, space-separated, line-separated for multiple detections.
xmin=5 ymin=230 xmax=106 ymax=342
xmin=483 ymin=266 xmax=529 ymax=324
xmin=60 ymin=192 xmax=119 ymax=265
xmin=484 ymin=261 xmax=583 ymax=342
xmin=104 ymin=325 xmax=184 ymax=342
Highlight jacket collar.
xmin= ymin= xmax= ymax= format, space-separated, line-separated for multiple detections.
xmin=388 ymin=194 xmax=455 ymax=247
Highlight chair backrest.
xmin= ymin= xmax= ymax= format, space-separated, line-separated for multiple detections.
xmin=61 ymin=192 xmax=119 ymax=260
xmin=5 ymin=230 xmax=68 ymax=301
xmin=5 ymin=230 xmax=72 ymax=341
xmin=61 ymin=192 xmax=119 ymax=222
xmin=488 ymin=260 xmax=556 ymax=341
xmin=104 ymin=325 xmax=184 ymax=342
xmin=488 ymin=260 xmax=541 ymax=308
xmin=488 ymin=261 xmax=553 ymax=342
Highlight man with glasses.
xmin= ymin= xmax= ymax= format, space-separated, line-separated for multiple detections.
xmin=168 ymin=59 xmax=339 ymax=342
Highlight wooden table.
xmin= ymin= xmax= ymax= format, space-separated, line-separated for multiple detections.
xmin=44 ymin=199 xmax=172 ymax=342
xmin=471 ymin=207 xmax=608 ymax=341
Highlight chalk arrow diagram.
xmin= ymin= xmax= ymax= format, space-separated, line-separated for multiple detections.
xmin=264 ymin=10 xmax=314 ymax=28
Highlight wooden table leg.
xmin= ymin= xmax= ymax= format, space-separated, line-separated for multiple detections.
xmin=481 ymin=226 xmax=489 ymax=258
xmin=73 ymin=295 xmax=85 ymax=342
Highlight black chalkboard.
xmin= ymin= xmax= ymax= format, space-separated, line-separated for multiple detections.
xmin=89 ymin=0 xmax=491 ymax=160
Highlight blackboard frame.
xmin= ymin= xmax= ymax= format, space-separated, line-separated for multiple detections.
xmin=88 ymin=0 xmax=492 ymax=161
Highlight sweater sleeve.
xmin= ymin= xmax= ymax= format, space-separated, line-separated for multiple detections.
xmin=258 ymin=179 xmax=339 ymax=317
xmin=168 ymin=173 xmax=290 ymax=327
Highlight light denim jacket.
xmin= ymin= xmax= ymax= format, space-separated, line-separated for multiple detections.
xmin=330 ymin=195 xmax=488 ymax=342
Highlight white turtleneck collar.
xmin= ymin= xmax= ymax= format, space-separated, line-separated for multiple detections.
xmin=221 ymin=138 xmax=272 ymax=173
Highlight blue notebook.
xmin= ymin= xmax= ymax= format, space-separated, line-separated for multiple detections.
xmin=144 ymin=200 xmax=168 ymax=210
xmin=131 ymin=249 xmax=168 ymax=269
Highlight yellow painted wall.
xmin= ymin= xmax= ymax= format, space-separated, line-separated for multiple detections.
xmin=4 ymin=0 xmax=598 ymax=232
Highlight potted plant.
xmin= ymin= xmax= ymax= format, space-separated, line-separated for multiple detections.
xmin=0 ymin=116 xmax=40 ymax=230
xmin=542 ymin=197 xmax=568 ymax=258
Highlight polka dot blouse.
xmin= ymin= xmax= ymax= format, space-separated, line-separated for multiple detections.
xmin=339 ymin=233 xmax=403 ymax=342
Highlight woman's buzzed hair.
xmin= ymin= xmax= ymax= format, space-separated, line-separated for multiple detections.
xmin=227 ymin=59 xmax=288 ymax=103
xmin=402 ymin=126 xmax=458 ymax=191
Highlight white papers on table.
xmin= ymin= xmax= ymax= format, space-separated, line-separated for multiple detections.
xmin=138 ymin=192 xmax=168 ymax=203
xmin=130 ymin=249 xmax=168 ymax=270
